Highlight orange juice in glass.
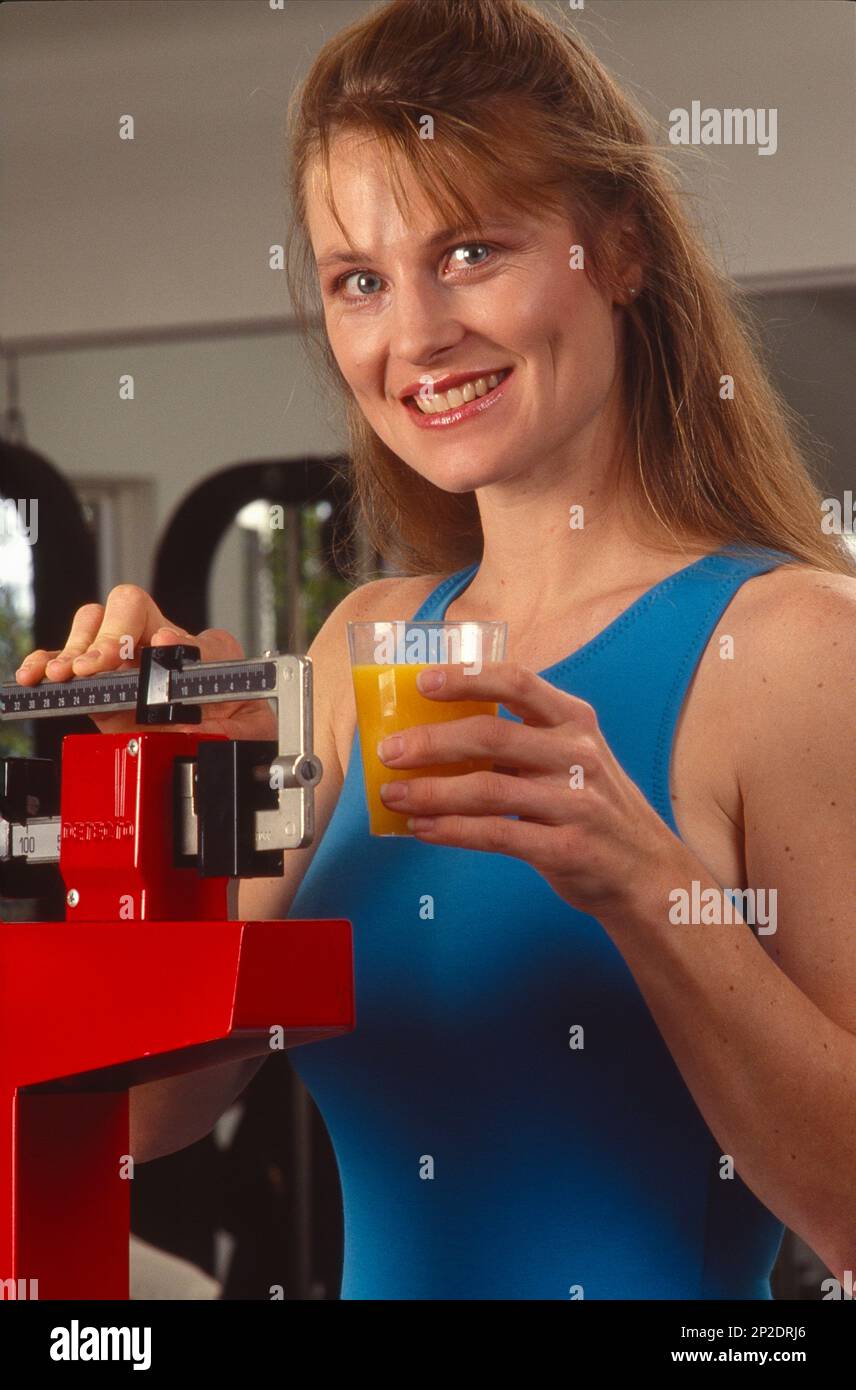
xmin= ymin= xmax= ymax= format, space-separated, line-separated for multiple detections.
xmin=347 ymin=619 xmax=508 ymax=835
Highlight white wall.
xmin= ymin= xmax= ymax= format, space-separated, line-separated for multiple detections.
xmin=563 ymin=0 xmax=856 ymax=288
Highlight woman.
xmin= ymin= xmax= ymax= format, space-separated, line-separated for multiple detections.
xmin=18 ymin=0 xmax=856 ymax=1299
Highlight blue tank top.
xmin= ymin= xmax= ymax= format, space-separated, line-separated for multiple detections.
xmin=288 ymin=542 xmax=794 ymax=1299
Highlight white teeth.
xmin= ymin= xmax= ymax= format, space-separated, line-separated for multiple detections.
xmin=412 ymin=370 xmax=507 ymax=415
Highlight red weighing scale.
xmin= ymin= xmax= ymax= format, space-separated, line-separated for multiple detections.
xmin=0 ymin=644 xmax=354 ymax=1299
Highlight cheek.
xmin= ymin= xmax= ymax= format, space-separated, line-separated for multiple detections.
xmin=491 ymin=264 xmax=609 ymax=371
xmin=325 ymin=320 xmax=373 ymax=393
xmin=546 ymin=284 xmax=618 ymax=393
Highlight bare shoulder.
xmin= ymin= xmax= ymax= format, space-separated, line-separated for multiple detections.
xmin=669 ymin=558 xmax=856 ymax=882
xmin=310 ymin=572 xmax=447 ymax=778
xmin=725 ymin=559 xmax=856 ymax=620
xmin=308 ymin=571 xmax=444 ymax=668
xmin=710 ymin=561 xmax=856 ymax=766
xmin=717 ymin=562 xmax=856 ymax=1028
xmin=341 ymin=572 xmax=446 ymax=620
xmin=721 ymin=561 xmax=856 ymax=673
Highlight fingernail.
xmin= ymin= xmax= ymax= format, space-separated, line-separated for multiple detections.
xmin=417 ymin=669 xmax=444 ymax=691
xmin=380 ymin=781 xmax=408 ymax=802
xmin=75 ymin=648 xmax=100 ymax=663
xmin=378 ymin=734 xmax=403 ymax=762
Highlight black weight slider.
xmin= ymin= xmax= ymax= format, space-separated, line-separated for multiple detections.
xmin=136 ymin=644 xmax=203 ymax=725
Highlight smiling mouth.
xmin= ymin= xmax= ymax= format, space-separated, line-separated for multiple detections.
xmin=406 ymin=368 xmax=512 ymax=414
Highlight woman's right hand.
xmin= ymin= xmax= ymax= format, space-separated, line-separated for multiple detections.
xmin=13 ymin=584 xmax=277 ymax=741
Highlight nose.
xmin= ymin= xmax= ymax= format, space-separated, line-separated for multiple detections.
xmin=386 ymin=273 xmax=466 ymax=375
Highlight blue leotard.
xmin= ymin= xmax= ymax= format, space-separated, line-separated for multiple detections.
xmin=288 ymin=543 xmax=794 ymax=1298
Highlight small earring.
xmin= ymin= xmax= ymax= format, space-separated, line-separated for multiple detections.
xmin=628 ymin=285 xmax=639 ymax=297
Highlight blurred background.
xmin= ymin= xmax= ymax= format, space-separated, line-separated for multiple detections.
xmin=1 ymin=0 xmax=854 ymax=1299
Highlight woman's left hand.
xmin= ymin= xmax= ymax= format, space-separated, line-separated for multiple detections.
xmin=377 ymin=661 xmax=685 ymax=920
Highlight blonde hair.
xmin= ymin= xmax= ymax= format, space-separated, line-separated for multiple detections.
xmin=285 ymin=0 xmax=854 ymax=578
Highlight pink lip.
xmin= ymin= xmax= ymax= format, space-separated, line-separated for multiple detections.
xmin=402 ymin=368 xmax=514 ymax=430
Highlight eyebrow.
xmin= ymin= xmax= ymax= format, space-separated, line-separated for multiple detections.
xmin=314 ymin=219 xmax=520 ymax=270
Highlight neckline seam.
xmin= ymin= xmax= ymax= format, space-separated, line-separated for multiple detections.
xmin=424 ymin=548 xmax=745 ymax=680
xmin=343 ymin=546 xmax=790 ymax=778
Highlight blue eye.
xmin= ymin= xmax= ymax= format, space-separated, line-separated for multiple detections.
xmin=332 ymin=242 xmax=497 ymax=304
xmin=339 ymin=270 xmax=384 ymax=298
xmin=449 ymin=243 xmax=491 ymax=268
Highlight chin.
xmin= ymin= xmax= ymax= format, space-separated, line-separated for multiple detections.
xmin=407 ymin=458 xmax=509 ymax=493
xmin=392 ymin=436 xmax=518 ymax=481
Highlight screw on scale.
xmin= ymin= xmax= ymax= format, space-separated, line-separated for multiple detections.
xmin=0 ymin=644 xmax=323 ymax=888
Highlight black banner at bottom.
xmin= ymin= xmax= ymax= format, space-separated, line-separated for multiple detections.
xmin=0 ymin=1295 xmax=850 ymax=1375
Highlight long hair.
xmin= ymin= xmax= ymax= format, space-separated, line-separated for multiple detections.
xmin=285 ymin=0 xmax=854 ymax=578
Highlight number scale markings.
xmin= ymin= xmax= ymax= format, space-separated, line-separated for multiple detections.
xmin=0 ymin=659 xmax=278 ymax=721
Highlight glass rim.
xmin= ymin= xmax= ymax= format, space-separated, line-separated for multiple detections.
xmin=346 ymin=619 xmax=507 ymax=631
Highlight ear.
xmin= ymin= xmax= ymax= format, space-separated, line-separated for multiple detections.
xmin=611 ymin=203 xmax=646 ymax=304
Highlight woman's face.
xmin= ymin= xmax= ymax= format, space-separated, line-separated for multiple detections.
xmin=306 ymin=131 xmax=631 ymax=495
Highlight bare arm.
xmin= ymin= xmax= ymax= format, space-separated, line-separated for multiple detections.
xmin=597 ymin=569 xmax=856 ymax=1286
xmin=128 ymin=574 xmax=426 ymax=1162
xmin=130 ymin=600 xmax=351 ymax=1162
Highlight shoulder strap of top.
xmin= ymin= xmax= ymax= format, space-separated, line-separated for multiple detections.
xmin=649 ymin=544 xmax=796 ymax=827
xmin=405 ymin=544 xmax=798 ymax=835
xmin=560 ymin=543 xmax=797 ymax=833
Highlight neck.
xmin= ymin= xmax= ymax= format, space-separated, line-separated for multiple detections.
xmin=466 ymin=440 xmax=699 ymax=623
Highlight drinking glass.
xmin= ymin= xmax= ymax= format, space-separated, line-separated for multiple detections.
xmin=347 ymin=619 xmax=508 ymax=835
